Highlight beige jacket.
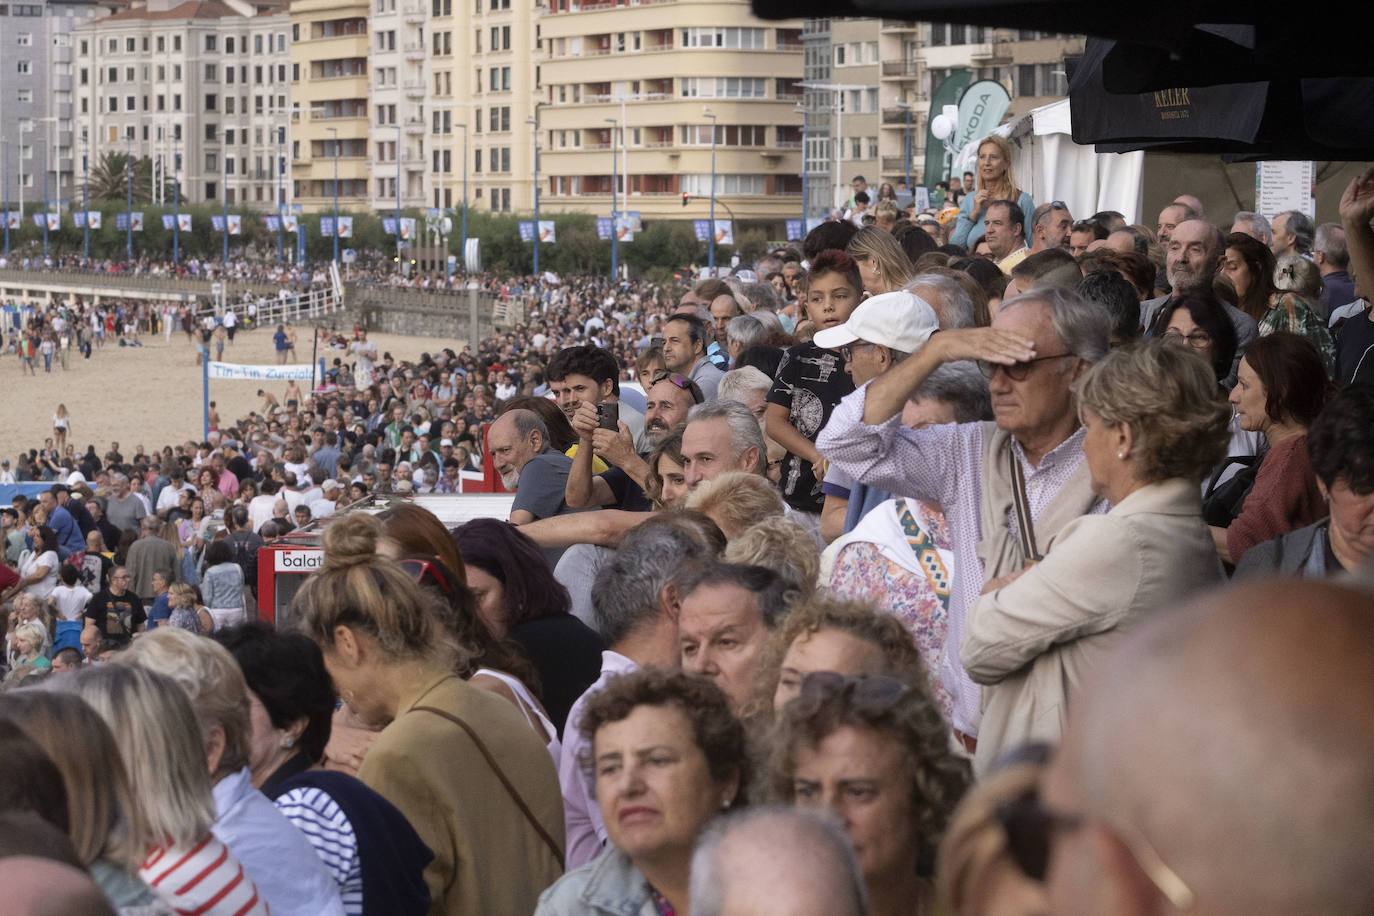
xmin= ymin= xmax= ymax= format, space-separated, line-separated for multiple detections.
xmin=359 ymin=673 xmax=565 ymax=915
xmin=961 ymin=479 xmax=1224 ymax=773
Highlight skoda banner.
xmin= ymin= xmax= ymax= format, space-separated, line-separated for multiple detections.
xmin=951 ymin=80 xmax=1013 ymax=172
xmin=924 ymin=69 xmax=972 ymax=189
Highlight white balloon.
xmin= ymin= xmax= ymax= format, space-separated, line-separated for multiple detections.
xmin=931 ymin=114 xmax=954 ymax=141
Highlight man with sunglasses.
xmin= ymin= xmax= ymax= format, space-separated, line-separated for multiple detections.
xmin=1039 ymin=580 xmax=1374 ymax=916
xmin=818 ymin=287 xmax=1110 ymax=753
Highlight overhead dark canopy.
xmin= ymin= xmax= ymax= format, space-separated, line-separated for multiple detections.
xmin=1068 ymin=39 xmax=1374 ymax=161
xmin=749 ymin=2 xmax=1368 ymax=90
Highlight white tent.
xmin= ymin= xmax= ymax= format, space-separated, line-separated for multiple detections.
xmin=951 ymin=99 xmax=1145 ymax=224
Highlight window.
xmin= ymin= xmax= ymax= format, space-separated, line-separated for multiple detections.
xmin=1017 ymin=64 xmax=1035 ymax=95
xmin=126 ymin=66 xmax=135 ymax=81
xmin=206 ymin=123 xmax=218 ymax=140
xmin=17 ymin=60 xmax=32 ymax=75
xmin=157 ymin=36 xmax=165 ymax=52
xmin=205 ymin=35 xmax=217 ymax=52
xmin=490 ymin=187 xmax=499 ymax=209
xmin=866 ymin=87 xmax=878 ymax=112
xmin=157 ymin=65 xmax=165 ymax=80
xmin=17 ymin=33 xmax=32 ymax=47
xmin=206 ymin=63 xmax=218 ymax=80
xmin=174 ymin=36 xmax=181 ymax=51
xmin=474 ymin=148 xmax=481 ymax=171
xmin=226 ymin=128 xmax=235 ymax=144
xmin=679 ymin=77 xmax=767 ymax=99
xmin=205 ymin=93 xmax=217 ymax=110
xmin=680 ymin=27 xmax=765 ymax=49
xmin=227 ymin=37 xmax=235 ymax=53
xmin=173 ymin=93 xmax=182 ymax=110
xmin=126 ymin=94 xmax=135 ymax=110
xmin=227 ymin=67 xmax=236 ymax=83
xmin=867 ymin=136 xmax=878 ymax=159
xmin=80 ymin=39 xmax=88 ymax=55
xmin=834 ymin=44 xmax=845 ymax=65
xmin=126 ymin=37 xmax=136 ymax=52
xmin=680 ymin=174 xmax=766 ymax=196
xmin=500 ymin=147 xmax=509 ymax=171
xmin=849 ymin=137 xmax=861 ymax=159
xmin=502 ymin=188 xmax=509 ymax=211
xmin=206 ymin=181 xmax=217 ymax=200
xmin=255 ymin=35 xmax=263 ymax=54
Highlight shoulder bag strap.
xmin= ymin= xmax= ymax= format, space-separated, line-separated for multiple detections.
xmin=411 ymin=704 xmax=565 ymax=869
xmin=1008 ymin=449 xmax=1041 ymax=563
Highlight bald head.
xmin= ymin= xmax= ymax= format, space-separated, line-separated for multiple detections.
xmin=1046 ymin=580 xmax=1374 ymax=916
xmin=691 ymin=807 xmax=868 ymax=916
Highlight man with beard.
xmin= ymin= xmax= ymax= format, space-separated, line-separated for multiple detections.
xmin=489 ymin=408 xmax=581 ymax=529
xmin=1140 ymin=219 xmax=1258 ymax=384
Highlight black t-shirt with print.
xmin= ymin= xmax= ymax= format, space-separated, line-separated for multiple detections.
xmin=765 ymin=341 xmax=854 ymax=513
xmin=85 ymin=590 xmax=147 ymax=646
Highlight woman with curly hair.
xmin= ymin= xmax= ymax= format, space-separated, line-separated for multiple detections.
xmin=764 ymin=671 xmax=971 ymax=916
xmin=963 ymin=340 xmax=1230 ymax=772
xmin=536 ymin=668 xmax=748 ymax=916
xmin=746 ymin=594 xmax=926 ymax=724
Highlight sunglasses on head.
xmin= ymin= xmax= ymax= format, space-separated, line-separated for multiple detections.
xmin=397 ymin=555 xmax=456 ymax=600
xmin=798 ymin=671 xmax=911 ymax=710
xmin=651 ymin=371 xmax=704 ymax=404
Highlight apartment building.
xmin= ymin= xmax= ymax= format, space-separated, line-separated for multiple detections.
xmin=806 ymin=19 xmax=1084 ymax=215
xmin=290 ymin=0 xmax=370 ymax=212
xmin=0 ymin=0 xmax=103 ymax=213
xmin=537 ymin=0 xmax=806 ymax=223
xmin=72 ymin=0 xmax=293 ymax=208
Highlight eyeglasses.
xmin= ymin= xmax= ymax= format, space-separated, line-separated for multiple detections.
xmin=1161 ymin=328 xmax=1212 ymax=349
xmin=651 ymin=371 xmax=705 ymax=404
xmin=798 ymin=671 xmax=911 ymax=710
xmin=977 ymin=353 xmax=1073 ymax=381
xmin=996 ymin=794 xmax=1196 ymax=910
xmin=837 ymin=342 xmax=878 ymax=363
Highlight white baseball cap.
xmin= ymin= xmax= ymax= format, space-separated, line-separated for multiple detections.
xmin=813 ymin=289 xmax=940 ymax=352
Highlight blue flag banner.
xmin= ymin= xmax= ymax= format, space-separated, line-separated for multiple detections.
xmin=518 ymin=221 xmax=535 ymax=242
xmin=162 ymin=214 xmax=176 ymax=230
xmin=116 ymin=212 xmax=129 ymax=230
xmin=265 ymin=215 xmax=280 ymax=231
xmin=382 ymin=217 xmax=398 ymax=235
xmin=320 ymin=217 xmax=335 ymax=237
xmin=32 ymin=214 xmax=45 ymax=228
xmin=596 ymin=218 xmax=613 ymax=240
xmin=74 ymin=211 xmax=86 ymax=227
xmin=212 ymin=214 xmax=226 ymax=231
xmin=785 ymin=219 xmax=803 ymax=241
xmin=693 ymin=220 xmax=711 ymax=242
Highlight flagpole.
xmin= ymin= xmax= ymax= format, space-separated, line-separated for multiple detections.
xmin=202 ymin=358 xmax=210 ymax=441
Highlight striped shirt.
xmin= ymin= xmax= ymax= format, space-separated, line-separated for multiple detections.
xmin=140 ymin=835 xmax=269 ymax=916
xmin=275 ymin=786 xmax=364 ymax=916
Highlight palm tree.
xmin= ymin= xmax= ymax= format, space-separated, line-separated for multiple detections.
xmin=86 ymin=152 xmax=160 ymax=204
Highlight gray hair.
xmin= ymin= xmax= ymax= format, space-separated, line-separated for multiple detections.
xmin=741 ymin=281 xmax=781 ymax=313
xmin=1315 ymin=222 xmax=1349 ymax=270
xmin=914 ymin=361 xmax=993 ymax=423
xmin=675 ymin=562 xmax=793 ymax=628
xmin=591 ymin=525 xmax=709 ymax=645
xmin=690 ymin=807 xmax=869 ymax=916
xmin=908 ymin=273 xmax=974 ymax=329
xmin=1276 ymin=210 xmax=1315 ymax=253
xmin=1232 ymin=211 xmax=1273 ymax=243
xmin=505 ymin=408 xmax=550 ymax=453
xmin=686 ymin=400 xmax=768 ymax=475
xmin=725 ymin=314 xmax=769 ymax=353
xmin=718 ymin=366 xmax=773 ymax=404
xmin=1000 ymin=287 xmax=1111 ymax=365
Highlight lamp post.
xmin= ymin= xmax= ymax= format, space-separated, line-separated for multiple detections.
xmin=39 ymin=116 xmax=59 ymax=261
xmin=456 ymin=122 xmax=467 ymax=272
xmin=604 ymin=116 xmax=617 ymax=281
xmin=525 ymin=112 xmax=541 ymax=275
xmin=41 ymin=137 xmax=49 ymax=259
xmin=125 ymin=130 xmax=133 ymax=261
xmin=172 ymin=124 xmax=180 ymax=265
xmin=221 ymin=139 xmax=229 ymax=263
xmin=395 ymin=123 xmax=403 ymax=274
xmin=325 ymin=125 xmax=339 ymax=264
xmin=703 ymin=108 xmax=717 ymax=273
xmin=82 ymin=138 xmax=89 ymax=260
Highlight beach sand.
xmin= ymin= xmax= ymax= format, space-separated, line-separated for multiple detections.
xmin=1 ymin=324 xmax=465 ymax=466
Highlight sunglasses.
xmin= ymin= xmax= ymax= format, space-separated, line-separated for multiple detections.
xmin=996 ymin=794 xmax=1196 ymax=909
xmin=977 ymin=352 xmax=1072 ymax=381
xmin=397 ymin=555 xmax=456 ymax=601
xmin=651 ymin=371 xmax=705 ymax=404
xmin=798 ymin=671 xmax=911 ymax=710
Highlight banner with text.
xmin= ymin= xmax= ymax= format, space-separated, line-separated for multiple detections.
xmin=162 ymin=214 xmax=175 ymax=230
xmin=518 ymin=221 xmax=535 ymax=242
xmin=208 ymin=362 xmax=316 ymax=381
xmin=596 ymin=218 xmax=613 ymax=240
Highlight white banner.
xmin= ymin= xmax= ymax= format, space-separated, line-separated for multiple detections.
xmin=208 ymin=362 xmax=315 ymax=380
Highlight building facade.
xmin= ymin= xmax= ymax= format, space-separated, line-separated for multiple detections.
xmin=290 ymin=0 xmax=370 ymax=212
xmin=536 ymin=0 xmax=805 ymax=223
xmin=1 ymin=0 xmax=102 ymax=215
xmin=72 ymin=0 xmax=292 ymax=208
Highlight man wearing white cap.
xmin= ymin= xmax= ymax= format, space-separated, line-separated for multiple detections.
xmin=817 ymin=288 xmax=1112 ymax=756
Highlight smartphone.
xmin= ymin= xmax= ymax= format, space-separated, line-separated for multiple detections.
xmin=651 ymin=335 xmax=665 ymax=350
xmin=597 ymin=402 xmax=620 ymax=431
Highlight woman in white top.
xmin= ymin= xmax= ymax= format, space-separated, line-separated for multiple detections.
xmin=3 ymin=524 xmax=59 ymax=602
xmin=52 ymin=403 xmax=71 ymax=452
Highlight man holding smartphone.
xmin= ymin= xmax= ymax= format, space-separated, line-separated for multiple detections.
xmin=546 ymin=345 xmax=647 ymax=451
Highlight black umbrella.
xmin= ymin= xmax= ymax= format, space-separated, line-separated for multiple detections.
xmin=1068 ymin=38 xmax=1374 ymax=161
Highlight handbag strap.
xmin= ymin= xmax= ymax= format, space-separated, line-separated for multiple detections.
xmin=412 ymin=704 xmax=565 ymax=869
xmin=1008 ymin=449 xmax=1041 ymax=563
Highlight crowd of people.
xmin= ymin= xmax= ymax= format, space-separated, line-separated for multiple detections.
xmin=1 ymin=161 xmax=1373 ymax=916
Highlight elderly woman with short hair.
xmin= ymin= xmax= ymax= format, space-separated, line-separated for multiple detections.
xmin=962 ymin=340 xmax=1230 ymax=772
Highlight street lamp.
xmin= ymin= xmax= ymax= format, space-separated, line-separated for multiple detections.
xmin=604 ymin=116 xmax=618 ymax=281
xmin=798 ymin=81 xmax=867 ymax=214
xmin=703 ymin=108 xmax=717 ymax=273
xmin=525 ymin=112 xmax=541 ymax=275
xmin=39 ymin=116 xmax=59 ymax=261
xmin=395 ymin=123 xmax=402 ymax=274
xmin=172 ymin=123 xmax=180 ymax=266
xmin=82 ymin=136 xmax=90 ymax=260
xmin=221 ymin=136 xmax=229 ymax=263
xmin=125 ymin=129 xmax=133 ymax=261
xmin=325 ymin=125 xmax=340 ymax=264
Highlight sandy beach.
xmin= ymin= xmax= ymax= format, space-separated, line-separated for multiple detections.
xmin=1 ymin=324 xmax=464 ymax=466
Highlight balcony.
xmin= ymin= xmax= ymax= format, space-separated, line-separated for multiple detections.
xmin=969 ymin=40 xmax=1013 ymax=62
xmin=882 ymin=156 xmax=914 ymax=173
xmin=880 ymin=19 xmax=917 ymax=32
xmin=402 ymin=154 xmax=426 ymax=171
xmin=403 ymin=4 xmax=426 ymax=23
xmin=404 ymin=118 xmax=426 ymax=134
xmin=882 ymin=107 xmax=920 ymax=125
xmin=403 ymin=43 xmax=426 ymax=61
xmin=881 ymin=60 xmax=920 ymax=79
xmin=403 ymin=80 xmax=426 ymax=97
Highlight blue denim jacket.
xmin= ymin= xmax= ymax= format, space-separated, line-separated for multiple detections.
xmin=534 ymin=846 xmax=659 ymax=916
